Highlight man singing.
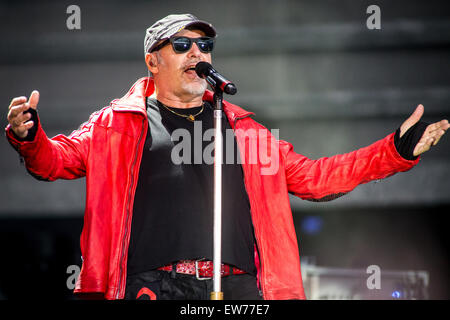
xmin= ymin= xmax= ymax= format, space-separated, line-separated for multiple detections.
xmin=5 ymin=14 xmax=449 ymax=300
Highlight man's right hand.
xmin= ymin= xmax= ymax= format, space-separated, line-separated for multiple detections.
xmin=7 ymin=90 xmax=40 ymax=139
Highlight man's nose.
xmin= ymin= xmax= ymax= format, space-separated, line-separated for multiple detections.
xmin=187 ymin=42 xmax=203 ymax=58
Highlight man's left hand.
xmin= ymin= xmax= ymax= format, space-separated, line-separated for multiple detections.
xmin=400 ymin=104 xmax=450 ymax=157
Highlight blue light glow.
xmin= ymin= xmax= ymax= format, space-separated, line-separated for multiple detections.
xmin=301 ymin=216 xmax=323 ymax=235
xmin=392 ymin=291 xmax=401 ymax=298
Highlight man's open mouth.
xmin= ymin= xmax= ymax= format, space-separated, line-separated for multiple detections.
xmin=184 ymin=66 xmax=196 ymax=73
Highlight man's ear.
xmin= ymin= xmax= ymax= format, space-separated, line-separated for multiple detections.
xmin=145 ymin=53 xmax=159 ymax=74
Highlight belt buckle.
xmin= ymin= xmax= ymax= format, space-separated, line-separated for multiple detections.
xmin=195 ymin=258 xmax=212 ymax=281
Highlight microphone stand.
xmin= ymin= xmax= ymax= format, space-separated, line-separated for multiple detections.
xmin=198 ymin=64 xmax=237 ymax=300
xmin=210 ymin=88 xmax=224 ymax=300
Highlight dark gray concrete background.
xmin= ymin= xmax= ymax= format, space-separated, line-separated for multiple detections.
xmin=0 ymin=0 xmax=449 ymax=299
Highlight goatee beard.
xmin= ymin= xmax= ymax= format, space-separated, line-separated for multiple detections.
xmin=181 ymin=79 xmax=208 ymax=96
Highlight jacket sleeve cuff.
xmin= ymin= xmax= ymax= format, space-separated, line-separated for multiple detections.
xmin=5 ymin=124 xmax=45 ymax=159
xmin=5 ymin=109 xmax=41 ymax=151
xmin=387 ymin=131 xmax=420 ymax=168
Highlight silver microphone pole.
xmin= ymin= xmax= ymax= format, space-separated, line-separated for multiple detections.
xmin=211 ymin=90 xmax=224 ymax=300
xmin=195 ymin=62 xmax=237 ymax=300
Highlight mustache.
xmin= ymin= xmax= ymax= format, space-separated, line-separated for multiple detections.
xmin=180 ymin=60 xmax=203 ymax=71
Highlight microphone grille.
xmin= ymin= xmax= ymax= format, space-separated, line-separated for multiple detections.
xmin=195 ymin=61 xmax=212 ymax=77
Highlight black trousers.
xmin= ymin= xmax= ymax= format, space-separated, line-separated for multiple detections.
xmin=125 ymin=270 xmax=263 ymax=300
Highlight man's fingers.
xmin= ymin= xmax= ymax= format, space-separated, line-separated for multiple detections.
xmin=7 ymin=103 xmax=33 ymax=137
xmin=412 ymin=104 xmax=424 ymax=119
xmin=16 ymin=110 xmax=32 ymax=125
xmin=6 ymin=92 xmax=38 ymax=139
xmin=400 ymin=104 xmax=425 ymax=138
xmin=413 ymin=124 xmax=448 ymax=156
xmin=28 ymin=90 xmax=39 ymax=109
xmin=23 ymin=120 xmax=34 ymax=130
xmin=10 ymin=118 xmax=34 ymax=139
xmin=423 ymin=119 xmax=449 ymax=146
xmin=10 ymin=112 xmax=29 ymax=128
xmin=430 ymin=128 xmax=447 ymax=146
xmin=7 ymin=90 xmax=39 ymax=113
xmin=8 ymin=96 xmax=27 ymax=110
xmin=422 ymin=139 xmax=433 ymax=153
xmin=426 ymin=119 xmax=449 ymax=135
xmin=436 ymin=119 xmax=450 ymax=132
xmin=8 ymin=103 xmax=30 ymax=120
xmin=413 ymin=138 xmax=432 ymax=157
xmin=420 ymin=127 xmax=444 ymax=145
xmin=432 ymin=131 xmax=444 ymax=146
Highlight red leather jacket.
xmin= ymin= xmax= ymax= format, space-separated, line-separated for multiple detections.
xmin=5 ymin=78 xmax=419 ymax=299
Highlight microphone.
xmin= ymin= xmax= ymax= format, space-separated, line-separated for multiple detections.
xmin=195 ymin=62 xmax=237 ymax=95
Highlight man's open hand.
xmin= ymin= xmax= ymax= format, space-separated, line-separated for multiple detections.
xmin=400 ymin=104 xmax=450 ymax=157
xmin=7 ymin=90 xmax=40 ymax=139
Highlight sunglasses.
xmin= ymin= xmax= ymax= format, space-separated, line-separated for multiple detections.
xmin=151 ymin=36 xmax=215 ymax=54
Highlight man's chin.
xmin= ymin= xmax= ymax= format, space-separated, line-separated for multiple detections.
xmin=181 ymin=81 xmax=208 ymax=97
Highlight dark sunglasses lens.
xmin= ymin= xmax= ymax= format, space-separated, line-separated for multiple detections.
xmin=172 ymin=38 xmax=192 ymax=52
xmin=197 ymin=38 xmax=214 ymax=53
xmin=171 ymin=37 xmax=214 ymax=53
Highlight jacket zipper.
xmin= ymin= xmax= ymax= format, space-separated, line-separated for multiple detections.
xmin=232 ymin=114 xmax=266 ymax=299
xmin=116 ymin=117 xmax=146 ymax=299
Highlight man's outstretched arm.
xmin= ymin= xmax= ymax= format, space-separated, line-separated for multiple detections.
xmin=283 ymin=105 xmax=448 ymax=201
xmin=5 ymin=90 xmax=92 ymax=181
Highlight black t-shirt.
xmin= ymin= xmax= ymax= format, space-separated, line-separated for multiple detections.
xmin=127 ymin=98 xmax=256 ymax=276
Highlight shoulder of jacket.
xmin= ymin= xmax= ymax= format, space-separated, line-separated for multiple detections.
xmin=72 ymin=106 xmax=114 ymax=133
xmin=87 ymin=105 xmax=115 ymax=123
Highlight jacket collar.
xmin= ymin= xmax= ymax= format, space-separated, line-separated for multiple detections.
xmin=111 ymin=77 xmax=254 ymax=122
